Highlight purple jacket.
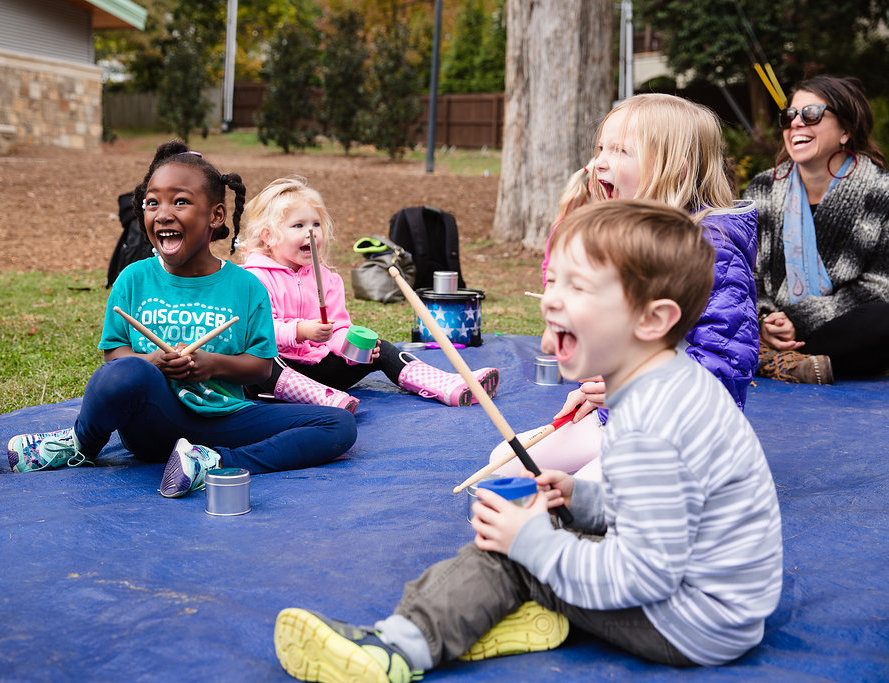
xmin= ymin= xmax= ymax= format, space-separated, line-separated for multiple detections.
xmin=688 ymin=199 xmax=759 ymax=410
xmin=595 ymin=200 xmax=758 ymax=423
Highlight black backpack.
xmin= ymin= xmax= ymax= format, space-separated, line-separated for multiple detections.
xmin=388 ymin=206 xmax=465 ymax=290
xmin=106 ymin=191 xmax=154 ymax=288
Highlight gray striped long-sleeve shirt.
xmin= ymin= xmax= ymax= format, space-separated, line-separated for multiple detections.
xmin=510 ymin=353 xmax=783 ymax=666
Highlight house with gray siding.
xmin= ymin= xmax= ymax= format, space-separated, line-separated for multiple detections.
xmin=0 ymin=0 xmax=146 ymax=150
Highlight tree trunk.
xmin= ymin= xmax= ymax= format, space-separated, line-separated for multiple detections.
xmin=494 ymin=0 xmax=613 ymax=248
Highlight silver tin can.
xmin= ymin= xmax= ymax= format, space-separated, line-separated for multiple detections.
xmin=533 ymin=355 xmax=562 ymax=385
xmin=432 ymin=271 xmax=459 ymax=294
xmin=205 ymin=468 xmax=251 ymax=516
xmin=465 ymin=474 xmax=502 ymax=522
xmin=340 ymin=325 xmax=378 ymax=364
xmin=467 ymin=476 xmax=538 ymax=522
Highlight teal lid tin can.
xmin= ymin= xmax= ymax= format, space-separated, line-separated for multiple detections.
xmin=341 ymin=325 xmax=378 ymax=364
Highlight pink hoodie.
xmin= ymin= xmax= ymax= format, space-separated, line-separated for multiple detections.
xmin=242 ymin=252 xmax=352 ymax=364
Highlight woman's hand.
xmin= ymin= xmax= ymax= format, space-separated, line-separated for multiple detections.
xmin=760 ymin=311 xmax=805 ymax=351
xmin=300 ymin=319 xmax=333 ymax=344
xmin=554 ymin=376 xmax=606 ymax=422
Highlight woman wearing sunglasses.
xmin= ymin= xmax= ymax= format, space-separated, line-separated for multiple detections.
xmin=743 ymin=75 xmax=889 ymax=384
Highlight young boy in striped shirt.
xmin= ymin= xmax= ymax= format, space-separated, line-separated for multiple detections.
xmin=273 ymin=200 xmax=783 ymax=680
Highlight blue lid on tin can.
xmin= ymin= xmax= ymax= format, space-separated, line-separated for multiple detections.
xmin=477 ymin=476 xmax=538 ymax=500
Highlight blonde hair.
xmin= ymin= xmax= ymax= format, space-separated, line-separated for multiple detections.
xmin=551 ymin=199 xmax=715 ymax=347
xmin=240 ymin=176 xmax=335 ymax=262
xmin=554 ymin=160 xmax=596 ymax=224
xmin=556 ymin=94 xmax=734 ymax=223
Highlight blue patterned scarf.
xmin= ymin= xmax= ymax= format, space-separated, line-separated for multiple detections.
xmin=782 ymin=156 xmax=852 ymax=302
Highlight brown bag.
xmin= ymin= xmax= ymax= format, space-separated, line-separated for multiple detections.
xmin=351 ymin=236 xmax=417 ymax=303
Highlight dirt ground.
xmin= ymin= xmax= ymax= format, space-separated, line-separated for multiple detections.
xmin=0 ymin=138 xmax=540 ymax=285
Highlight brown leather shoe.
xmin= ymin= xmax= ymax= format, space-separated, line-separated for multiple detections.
xmin=758 ymin=348 xmax=834 ymax=385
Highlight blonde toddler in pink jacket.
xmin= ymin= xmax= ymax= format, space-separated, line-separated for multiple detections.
xmin=240 ymin=176 xmax=499 ymax=412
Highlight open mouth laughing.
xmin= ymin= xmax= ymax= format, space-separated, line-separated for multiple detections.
xmin=155 ymin=229 xmax=183 ymax=255
xmin=548 ymin=323 xmax=577 ymax=363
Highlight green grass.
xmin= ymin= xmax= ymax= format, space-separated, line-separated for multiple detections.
xmin=1 ymin=267 xmax=542 ymax=415
xmin=109 ymin=129 xmax=502 ymax=176
xmin=1 ymin=271 xmax=110 ymax=415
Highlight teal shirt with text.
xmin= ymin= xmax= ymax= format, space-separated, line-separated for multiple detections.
xmin=99 ymin=257 xmax=277 ymax=416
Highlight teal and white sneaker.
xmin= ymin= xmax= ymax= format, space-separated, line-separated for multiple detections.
xmin=159 ymin=438 xmax=221 ymax=498
xmin=7 ymin=427 xmax=93 ymax=472
xmin=274 ymin=608 xmax=423 ymax=683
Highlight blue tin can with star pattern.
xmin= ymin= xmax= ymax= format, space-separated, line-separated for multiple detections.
xmin=411 ymin=288 xmax=485 ymax=347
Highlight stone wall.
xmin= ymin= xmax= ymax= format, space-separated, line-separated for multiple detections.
xmin=0 ymin=48 xmax=102 ymax=151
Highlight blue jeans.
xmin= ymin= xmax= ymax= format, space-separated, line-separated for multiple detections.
xmin=74 ymin=357 xmax=357 ymax=473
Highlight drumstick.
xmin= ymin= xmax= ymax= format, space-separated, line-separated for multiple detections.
xmin=115 ymin=306 xmax=238 ymax=355
xmin=388 ymin=266 xmax=573 ymax=525
xmin=453 ymin=408 xmax=578 ymax=494
xmin=181 ymin=316 xmax=239 ymax=355
xmin=114 ymin=306 xmax=176 ymax=353
xmin=308 ymin=228 xmax=328 ymax=324
xmin=524 ymin=291 xmax=543 ymax=299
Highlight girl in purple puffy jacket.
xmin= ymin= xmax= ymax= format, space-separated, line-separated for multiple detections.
xmin=493 ymin=93 xmax=758 ymax=480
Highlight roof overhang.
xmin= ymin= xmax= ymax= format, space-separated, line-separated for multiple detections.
xmin=66 ymin=0 xmax=147 ymax=30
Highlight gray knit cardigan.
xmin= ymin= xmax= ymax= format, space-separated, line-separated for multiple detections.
xmin=742 ymin=156 xmax=889 ymax=339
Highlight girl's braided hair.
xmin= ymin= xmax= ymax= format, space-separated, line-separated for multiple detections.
xmin=132 ymin=139 xmax=246 ymax=253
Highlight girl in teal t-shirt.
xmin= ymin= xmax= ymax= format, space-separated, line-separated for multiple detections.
xmin=7 ymin=141 xmax=357 ymax=498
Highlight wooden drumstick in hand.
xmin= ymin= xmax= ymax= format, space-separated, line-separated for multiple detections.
xmin=387 ymin=266 xmax=573 ymax=525
xmin=114 ymin=306 xmax=175 ymax=353
xmin=453 ymin=408 xmax=578 ymax=493
xmin=115 ymin=306 xmax=238 ymax=355
xmin=309 ymin=228 xmax=328 ymax=324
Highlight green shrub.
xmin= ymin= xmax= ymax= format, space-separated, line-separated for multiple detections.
xmin=358 ymin=23 xmax=421 ymax=159
xmin=320 ymin=9 xmax=368 ymax=153
xmin=156 ymin=28 xmax=212 ymax=142
xmin=257 ymin=22 xmax=322 ymax=153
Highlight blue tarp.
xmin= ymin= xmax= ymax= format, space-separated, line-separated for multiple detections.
xmin=1 ymin=335 xmax=887 ymax=681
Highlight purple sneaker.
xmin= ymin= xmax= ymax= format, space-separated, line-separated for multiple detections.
xmin=159 ymin=438 xmax=221 ymax=498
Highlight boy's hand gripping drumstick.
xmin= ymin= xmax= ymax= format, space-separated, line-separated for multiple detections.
xmin=114 ymin=306 xmax=176 ymax=353
xmin=308 ymin=228 xmax=328 ymax=324
xmin=453 ymin=408 xmax=578 ymax=494
xmin=387 ymin=266 xmax=573 ymax=525
xmin=115 ymin=306 xmax=238 ymax=355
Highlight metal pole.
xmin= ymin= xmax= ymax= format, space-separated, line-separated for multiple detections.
xmin=617 ymin=1 xmax=627 ymax=101
xmin=426 ymin=0 xmax=443 ymax=173
xmin=624 ymin=0 xmax=633 ymax=98
xmin=222 ymin=0 xmax=238 ymax=132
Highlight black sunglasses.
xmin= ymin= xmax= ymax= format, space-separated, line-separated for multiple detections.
xmin=778 ymin=104 xmax=837 ymax=129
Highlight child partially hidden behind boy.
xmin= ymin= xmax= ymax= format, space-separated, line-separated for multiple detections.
xmin=273 ymin=200 xmax=783 ymax=679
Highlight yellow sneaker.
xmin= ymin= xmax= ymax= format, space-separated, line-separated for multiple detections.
xmin=459 ymin=601 xmax=569 ymax=661
xmin=274 ymin=608 xmax=422 ymax=682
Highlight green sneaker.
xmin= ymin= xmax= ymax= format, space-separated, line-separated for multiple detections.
xmin=459 ymin=601 xmax=569 ymax=661
xmin=274 ymin=608 xmax=422 ymax=683
xmin=7 ymin=427 xmax=93 ymax=472
xmin=158 ymin=438 xmax=221 ymax=498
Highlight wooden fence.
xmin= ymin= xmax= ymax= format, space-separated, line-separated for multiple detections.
xmin=418 ymin=92 xmax=504 ymax=148
xmin=103 ymin=87 xmax=223 ymax=130
xmin=105 ymin=82 xmax=505 ymax=149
